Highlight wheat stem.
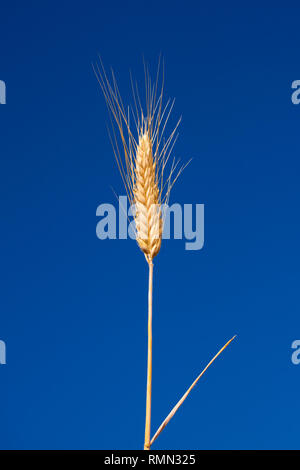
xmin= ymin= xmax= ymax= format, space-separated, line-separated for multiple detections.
xmin=144 ymin=260 xmax=153 ymax=450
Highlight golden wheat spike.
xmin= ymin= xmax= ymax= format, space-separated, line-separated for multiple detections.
xmin=134 ymin=132 xmax=162 ymax=262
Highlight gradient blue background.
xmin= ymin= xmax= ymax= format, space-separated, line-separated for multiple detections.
xmin=0 ymin=1 xmax=300 ymax=450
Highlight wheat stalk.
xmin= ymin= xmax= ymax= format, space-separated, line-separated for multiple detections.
xmin=94 ymin=59 xmax=236 ymax=450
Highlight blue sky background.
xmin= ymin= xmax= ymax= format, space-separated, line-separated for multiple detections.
xmin=0 ymin=1 xmax=300 ymax=450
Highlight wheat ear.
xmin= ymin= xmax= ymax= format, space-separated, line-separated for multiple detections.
xmin=134 ymin=132 xmax=162 ymax=263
